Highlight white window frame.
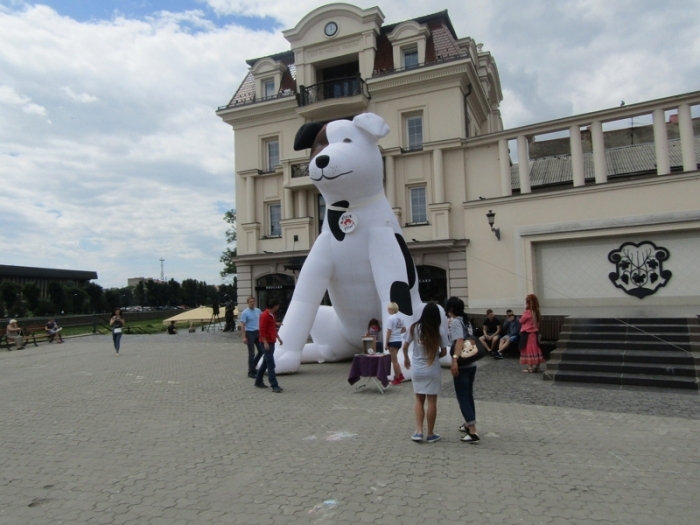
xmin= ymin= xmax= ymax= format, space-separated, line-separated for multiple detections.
xmin=263 ymin=78 xmax=276 ymax=99
xmin=408 ymin=185 xmax=427 ymax=224
xmin=264 ymin=138 xmax=280 ymax=171
xmin=405 ymin=114 xmax=423 ymax=151
xmin=268 ymin=202 xmax=281 ymax=237
xmin=403 ymin=47 xmax=419 ymax=69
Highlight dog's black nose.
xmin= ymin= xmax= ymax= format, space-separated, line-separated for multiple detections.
xmin=315 ymin=155 xmax=330 ymax=169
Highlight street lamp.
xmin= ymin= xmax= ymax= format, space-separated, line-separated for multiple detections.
xmin=486 ymin=210 xmax=501 ymax=241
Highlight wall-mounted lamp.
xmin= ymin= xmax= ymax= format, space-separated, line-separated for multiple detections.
xmin=486 ymin=210 xmax=501 ymax=241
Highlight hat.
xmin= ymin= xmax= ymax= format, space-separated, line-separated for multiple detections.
xmin=9 ymin=319 xmax=17 ymax=324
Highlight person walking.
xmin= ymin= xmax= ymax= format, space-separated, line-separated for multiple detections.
xmin=239 ymin=296 xmax=264 ymax=379
xmin=446 ymin=297 xmax=481 ymax=444
xmin=520 ymin=294 xmax=545 ymax=373
xmin=255 ymin=298 xmax=284 ymax=393
xmin=385 ymin=302 xmax=406 ymax=385
xmin=402 ymin=303 xmax=448 ymax=443
xmin=110 ymin=309 xmax=125 ymax=356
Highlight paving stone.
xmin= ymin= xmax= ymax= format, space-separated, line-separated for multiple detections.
xmin=0 ymin=332 xmax=698 ymax=524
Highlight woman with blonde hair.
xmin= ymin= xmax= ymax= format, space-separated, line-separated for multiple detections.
xmin=384 ymin=302 xmax=406 ymax=385
xmin=520 ymin=294 xmax=545 ymax=373
xmin=402 ymin=303 xmax=448 ymax=443
xmin=6 ymin=319 xmax=26 ymax=350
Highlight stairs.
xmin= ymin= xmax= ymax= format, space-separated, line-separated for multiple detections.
xmin=543 ymin=318 xmax=700 ymax=390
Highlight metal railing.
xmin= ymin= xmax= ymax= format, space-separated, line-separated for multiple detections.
xmin=372 ymin=53 xmax=469 ymax=77
xmin=217 ymin=89 xmax=296 ymax=111
xmin=291 ymin=163 xmax=309 ymax=178
xmin=299 ymin=75 xmax=369 ymax=107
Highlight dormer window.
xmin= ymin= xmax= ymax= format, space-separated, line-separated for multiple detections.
xmin=403 ymin=47 xmax=419 ymax=69
xmin=263 ymin=79 xmax=276 ymax=98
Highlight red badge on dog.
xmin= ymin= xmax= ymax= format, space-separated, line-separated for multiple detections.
xmin=338 ymin=212 xmax=357 ymax=233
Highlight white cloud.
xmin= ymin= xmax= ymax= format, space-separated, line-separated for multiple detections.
xmin=0 ymin=84 xmax=48 ymax=116
xmin=62 ymin=86 xmax=98 ymax=103
xmin=0 ymin=0 xmax=698 ymax=288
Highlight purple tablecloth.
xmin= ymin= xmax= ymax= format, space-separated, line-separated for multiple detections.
xmin=348 ymin=353 xmax=392 ymax=387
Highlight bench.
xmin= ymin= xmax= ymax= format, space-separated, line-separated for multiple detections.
xmin=25 ymin=325 xmax=63 ymax=346
xmin=0 ymin=328 xmax=10 ymax=350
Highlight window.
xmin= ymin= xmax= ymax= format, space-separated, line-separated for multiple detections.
xmin=263 ymin=79 xmax=275 ymax=98
xmin=403 ymin=48 xmax=418 ymax=69
xmin=317 ymin=194 xmax=326 ymax=234
xmin=406 ymin=115 xmax=423 ymax=150
xmin=269 ymin=203 xmax=281 ymax=237
xmin=265 ymin=139 xmax=279 ymax=171
xmin=409 ymin=186 xmax=427 ymax=223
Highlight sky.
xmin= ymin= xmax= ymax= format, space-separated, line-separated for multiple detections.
xmin=1 ymin=0 xmax=699 ymax=289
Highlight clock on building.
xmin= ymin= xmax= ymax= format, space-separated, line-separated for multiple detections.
xmin=324 ymin=21 xmax=338 ymax=37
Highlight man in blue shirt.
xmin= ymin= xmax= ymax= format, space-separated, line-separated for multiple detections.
xmin=239 ymin=296 xmax=264 ymax=378
xmin=495 ymin=309 xmax=521 ymax=359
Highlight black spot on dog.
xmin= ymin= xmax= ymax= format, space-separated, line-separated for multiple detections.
xmin=395 ymin=234 xmax=417 ymax=289
xmin=328 ymin=201 xmax=349 ymax=242
xmin=390 ymin=282 xmax=413 ymax=316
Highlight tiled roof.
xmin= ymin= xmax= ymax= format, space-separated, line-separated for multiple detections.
xmin=225 ymin=11 xmax=463 ymax=108
xmin=510 ymin=137 xmax=700 ymax=189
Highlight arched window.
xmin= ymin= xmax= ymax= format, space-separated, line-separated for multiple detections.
xmin=416 ymin=265 xmax=447 ymax=305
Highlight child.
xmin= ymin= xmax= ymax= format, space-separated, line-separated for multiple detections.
xmin=365 ymin=318 xmax=383 ymax=353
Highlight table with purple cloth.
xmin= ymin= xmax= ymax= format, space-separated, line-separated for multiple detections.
xmin=348 ymin=353 xmax=392 ymax=392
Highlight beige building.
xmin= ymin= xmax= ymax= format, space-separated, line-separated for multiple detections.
xmin=217 ymin=3 xmax=700 ymax=316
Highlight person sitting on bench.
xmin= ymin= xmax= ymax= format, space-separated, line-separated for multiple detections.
xmin=45 ymin=318 xmax=64 ymax=343
xmin=478 ymin=309 xmax=501 ymax=355
xmin=495 ymin=310 xmax=520 ymax=359
xmin=6 ymin=319 xmax=27 ymax=349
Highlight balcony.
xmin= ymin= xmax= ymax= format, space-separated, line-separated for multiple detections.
xmin=296 ymin=75 xmax=370 ymax=120
xmin=464 ymin=90 xmax=700 ymax=199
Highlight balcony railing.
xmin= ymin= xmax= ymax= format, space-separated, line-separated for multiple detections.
xmin=291 ymin=163 xmax=309 ymax=178
xmin=217 ymin=89 xmax=296 ymax=111
xmin=464 ymin=90 xmax=700 ymax=198
xmin=298 ymin=75 xmax=369 ymax=107
xmin=372 ymin=53 xmax=469 ymax=77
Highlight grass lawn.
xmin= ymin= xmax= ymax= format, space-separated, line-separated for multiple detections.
xmin=59 ymin=318 xmax=208 ymax=337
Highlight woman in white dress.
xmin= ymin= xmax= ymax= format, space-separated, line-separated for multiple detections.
xmin=402 ymin=303 xmax=448 ymax=443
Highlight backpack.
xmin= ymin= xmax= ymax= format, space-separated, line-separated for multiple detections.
xmin=451 ymin=317 xmax=487 ymax=366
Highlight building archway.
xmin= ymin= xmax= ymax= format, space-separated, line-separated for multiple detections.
xmin=416 ymin=265 xmax=447 ymax=305
xmin=255 ymin=274 xmax=295 ymax=318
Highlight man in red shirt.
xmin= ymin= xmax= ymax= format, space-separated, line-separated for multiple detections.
xmin=255 ymin=298 xmax=284 ymax=393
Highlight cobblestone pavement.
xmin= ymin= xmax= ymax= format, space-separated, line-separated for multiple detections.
xmin=1 ymin=332 xmax=698 ymax=525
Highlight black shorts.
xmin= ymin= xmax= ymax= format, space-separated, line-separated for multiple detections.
xmin=386 ymin=341 xmax=402 ymax=349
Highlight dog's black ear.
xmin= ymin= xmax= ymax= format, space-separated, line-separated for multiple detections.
xmin=294 ymin=122 xmax=324 ymax=151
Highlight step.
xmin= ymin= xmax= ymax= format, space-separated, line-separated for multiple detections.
xmin=566 ymin=318 xmax=692 ymax=326
xmin=562 ymin=332 xmax=691 ymax=343
xmin=550 ymin=349 xmax=695 ymax=365
xmin=543 ymin=370 xmax=699 ymax=390
xmin=546 ymin=359 xmax=698 ymax=377
xmin=559 ymin=340 xmax=693 ymax=352
xmin=563 ymin=324 xmax=691 ymax=334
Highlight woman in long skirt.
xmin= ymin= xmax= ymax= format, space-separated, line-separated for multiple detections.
xmin=520 ymin=294 xmax=545 ymax=373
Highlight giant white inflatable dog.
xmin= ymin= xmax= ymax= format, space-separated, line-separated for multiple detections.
xmin=273 ymin=113 xmax=429 ymax=374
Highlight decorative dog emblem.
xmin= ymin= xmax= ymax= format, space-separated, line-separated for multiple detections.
xmin=608 ymin=241 xmax=672 ymax=299
xmin=271 ymin=113 xmax=437 ymax=374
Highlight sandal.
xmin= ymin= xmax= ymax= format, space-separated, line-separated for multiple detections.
xmin=522 ymin=368 xmax=533 ymax=373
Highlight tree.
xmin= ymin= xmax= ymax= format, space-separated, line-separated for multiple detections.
xmin=135 ymin=281 xmax=146 ymax=306
xmin=104 ymin=289 xmax=122 ymax=313
xmin=1 ymin=281 xmax=21 ymax=314
xmin=167 ymin=279 xmax=181 ymax=306
xmin=181 ymin=279 xmax=200 ymax=308
xmin=83 ymin=282 xmax=105 ymax=313
xmin=47 ymin=281 xmax=66 ymax=313
xmin=22 ymin=282 xmax=41 ymax=313
xmin=220 ymin=209 xmax=237 ymax=280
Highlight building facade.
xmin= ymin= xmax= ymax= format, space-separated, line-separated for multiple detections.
xmin=217 ymin=3 xmax=700 ymax=316
xmin=0 ymin=265 xmax=98 ymax=299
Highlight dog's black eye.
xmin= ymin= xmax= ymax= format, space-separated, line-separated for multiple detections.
xmin=343 ymin=138 xmax=352 ymax=143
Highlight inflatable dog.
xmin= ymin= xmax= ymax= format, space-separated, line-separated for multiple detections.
xmin=273 ymin=113 xmax=427 ymax=374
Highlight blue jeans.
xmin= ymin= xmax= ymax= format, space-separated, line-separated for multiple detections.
xmin=453 ymin=366 xmax=477 ymax=426
xmin=245 ymin=330 xmax=264 ymax=374
xmin=113 ymin=332 xmax=122 ymax=352
xmin=256 ymin=344 xmax=279 ymax=388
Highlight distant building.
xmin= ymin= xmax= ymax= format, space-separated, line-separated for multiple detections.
xmin=127 ymin=277 xmax=166 ymax=287
xmin=0 ymin=265 xmax=98 ymax=299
